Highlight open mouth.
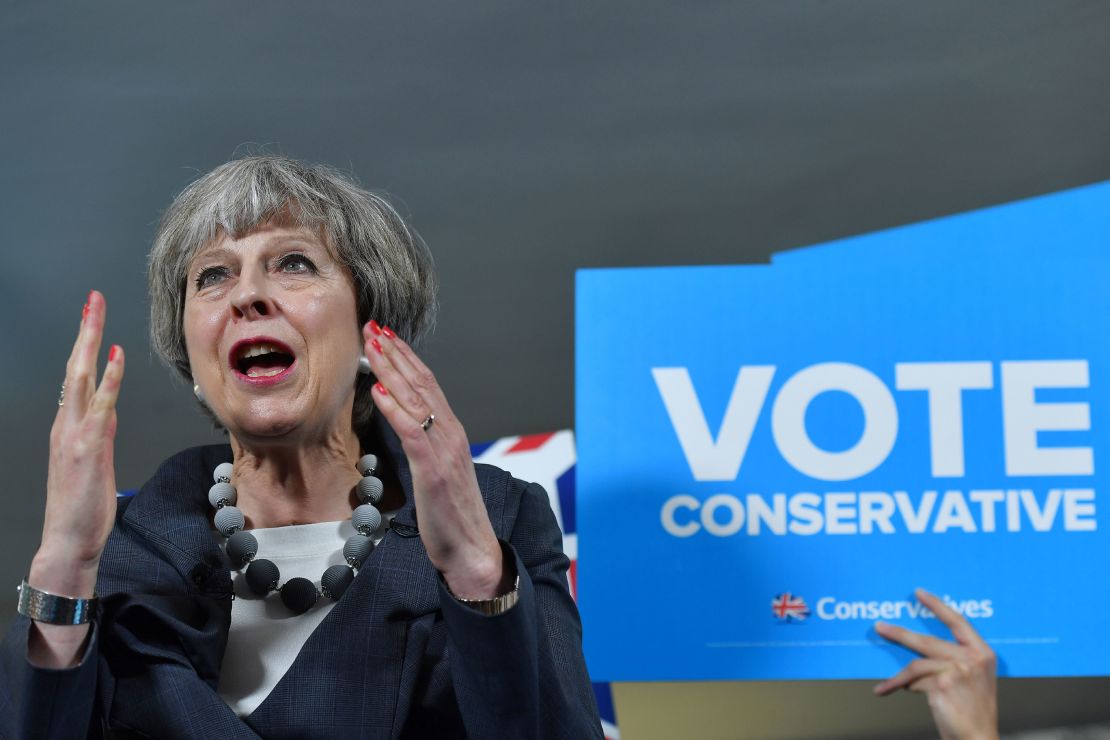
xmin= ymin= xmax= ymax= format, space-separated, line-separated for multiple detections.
xmin=230 ymin=339 xmax=296 ymax=379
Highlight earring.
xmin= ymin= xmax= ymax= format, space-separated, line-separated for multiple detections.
xmin=358 ymin=355 xmax=372 ymax=375
xmin=193 ymin=383 xmax=205 ymax=403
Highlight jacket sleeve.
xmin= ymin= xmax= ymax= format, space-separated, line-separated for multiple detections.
xmin=439 ymin=479 xmax=602 ymax=739
xmin=0 ymin=616 xmax=100 ymax=740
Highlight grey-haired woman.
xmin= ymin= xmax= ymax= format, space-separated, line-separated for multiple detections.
xmin=1 ymin=156 xmax=601 ymax=738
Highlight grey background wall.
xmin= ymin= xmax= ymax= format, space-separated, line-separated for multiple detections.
xmin=3 ymin=2 xmax=1110 ymax=735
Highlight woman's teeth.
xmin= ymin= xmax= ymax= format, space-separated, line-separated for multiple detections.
xmin=239 ymin=343 xmax=282 ymax=360
xmin=235 ymin=342 xmax=294 ymax=377
xmin=246 ymin=367 xmax=285 ymax=378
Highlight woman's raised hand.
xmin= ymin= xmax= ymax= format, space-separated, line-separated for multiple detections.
xmin=363 ymin=321 xmax=511 ymax=600
xmin=874 ymin=588 xmax=998 ymax=740
xmin=32 ymin=291 xmax=125 ymax=600
xmin=27 ymin=291 xmax=124 ymax=667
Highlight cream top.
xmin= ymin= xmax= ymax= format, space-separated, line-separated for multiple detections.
xmin=217 ymin=514 xmax=392 ymax=717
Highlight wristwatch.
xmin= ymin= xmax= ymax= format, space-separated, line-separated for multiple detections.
xmin=448 ymin=575 xmax=520 ymax=616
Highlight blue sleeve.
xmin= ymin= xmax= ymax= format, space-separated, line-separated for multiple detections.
xmin=0 ymin=616 xmax=99 ymax=740
xmin=439 ymin=480 xmax=602 ymax=739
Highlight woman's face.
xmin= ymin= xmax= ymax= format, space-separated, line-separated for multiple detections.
xmin=183 ymin=223 xmax=364 ymax=444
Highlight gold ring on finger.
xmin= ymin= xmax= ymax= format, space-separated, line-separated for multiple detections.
xmin=421 ymin=414 xmax=435 ymax=431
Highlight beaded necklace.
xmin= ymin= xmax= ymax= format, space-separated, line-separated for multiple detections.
xmin=208 ymin=454 xmax=384 ymax=614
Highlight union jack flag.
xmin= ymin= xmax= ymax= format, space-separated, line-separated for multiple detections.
xmin=771 ymin=592 xmax=810 ymax=622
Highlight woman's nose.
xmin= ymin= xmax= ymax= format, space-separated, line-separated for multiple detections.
xmin=229 ymin=269 xmax=275 ymax=320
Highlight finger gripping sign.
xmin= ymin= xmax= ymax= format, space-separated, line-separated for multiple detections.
xmin=575 ymin=181 xmax=1110 ymax=680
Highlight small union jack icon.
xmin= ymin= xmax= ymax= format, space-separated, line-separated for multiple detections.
xmin=771 ymin=592 xmax=810 ymax=621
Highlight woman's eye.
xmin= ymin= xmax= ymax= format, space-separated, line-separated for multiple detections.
xmin=277 ymin=254 xmax=317 ymax=274
xmin=194 ymin=266 xmax=228 ymax=290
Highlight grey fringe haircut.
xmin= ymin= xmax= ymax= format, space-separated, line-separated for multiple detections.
xmin=147 ymin=155 xmax=438 ymax=434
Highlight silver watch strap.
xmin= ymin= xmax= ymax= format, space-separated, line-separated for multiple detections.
xmin=17 ymin=579 xmax=98 ymax=625
xmin=450 ymin=575 xmax=520 ymax=616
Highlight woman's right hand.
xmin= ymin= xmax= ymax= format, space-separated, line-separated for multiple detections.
xmin=27 ymin=291 xmax=124 ymax=666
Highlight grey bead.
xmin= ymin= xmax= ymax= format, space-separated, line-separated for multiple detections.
xmin=352 ymin=504 xmax=382 ymax=535
xmin=215 ymin=506 xmax=245 ymax=536
xmin=343 ymin=534 xmax=374 ymax=566
xmin=208 ymin=481 xmax=236 ymax=509
xmin=245 ymin=558 xmax=279 ymax=595
xmin=226 ymin=530 xmax=258 ymax=567
xmin=357 ymin=475 xmax=384 ymax=505
xmin=321 ymin=564 xmax=355 ymax=599
xmin=356 ymin=454 xmax=378 ymax=476
xmin=213 ymin=462 xmax=234 ymax=484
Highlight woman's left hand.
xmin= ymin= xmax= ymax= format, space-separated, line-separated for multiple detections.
xmin=873 ymin=588 xmax=998 ymax=740
xmin=363 ymin=321 xmax=511 ymax=599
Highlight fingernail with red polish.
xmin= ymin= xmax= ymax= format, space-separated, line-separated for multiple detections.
xmin=109 ymin=345 xmax=119 ymax=362
xmin=369 ymin=320 xmax=382 ymax=336
xmin=382 ymin=326 xmax=396 ymax=339
xmin=370 ymin=339 xmax=383 ymax=355
xmin=374 ymin=382 xmax=388 ymax=395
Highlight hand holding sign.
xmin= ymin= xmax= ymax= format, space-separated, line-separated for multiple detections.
xmin=874 ymin=589 xmax=998 ymax=740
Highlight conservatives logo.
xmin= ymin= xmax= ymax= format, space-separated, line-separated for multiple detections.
xmin=771 ymin=592 xmax=810 ymax=622
xmin=772 ymin=594 xmax=994 ymax=622
xmin=815 ymin=595 xmax=994 ymax=621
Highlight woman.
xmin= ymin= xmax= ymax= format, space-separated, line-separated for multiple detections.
xmin=1 ymin=156 xmax=601 ymax=738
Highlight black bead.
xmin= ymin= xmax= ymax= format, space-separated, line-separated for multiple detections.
xmin=280 ymin=577 xmax=319 ymax=614
xmin=245 ymin=558 xmax=279 ymax=595
xmin=321 ymin=564 xmax=355 ymax=600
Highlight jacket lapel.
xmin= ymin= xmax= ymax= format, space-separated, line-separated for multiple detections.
xmin=118 ymin=443 xmax=236 ymax=600
xmin=103 ymin=445 xmax=253 ymax=737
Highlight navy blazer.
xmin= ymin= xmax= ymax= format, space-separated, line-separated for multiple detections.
xmin=1 ymin=426 xmax=601 ymax=739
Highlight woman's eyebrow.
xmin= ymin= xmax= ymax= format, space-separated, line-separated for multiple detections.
xmin=265 ymin=234 xmax=328 ymax=252
xmin=189 ymin=245 xmax=236 ymax=268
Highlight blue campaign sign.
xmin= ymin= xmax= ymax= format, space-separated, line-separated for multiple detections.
xmin=576 ymin=182 xmax=1110 ymax=681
